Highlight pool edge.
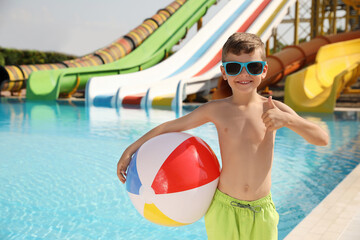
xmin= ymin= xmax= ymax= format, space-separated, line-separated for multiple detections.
xmin=284 ymin=163 xmax=360 ymax=239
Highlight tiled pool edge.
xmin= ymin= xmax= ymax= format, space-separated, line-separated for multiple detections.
xmin=285 ymin=163 xmax=360 ymax=240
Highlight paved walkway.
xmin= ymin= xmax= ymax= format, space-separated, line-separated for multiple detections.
xmin=285 ymin=163 xmax=360 ymax=240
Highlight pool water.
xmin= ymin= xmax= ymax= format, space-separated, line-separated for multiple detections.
xmin=0 ymin=99 xmax=359 ymax=240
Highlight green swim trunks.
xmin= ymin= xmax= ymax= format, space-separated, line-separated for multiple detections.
xmin=205 ymin=189 xmax=279 ymax=240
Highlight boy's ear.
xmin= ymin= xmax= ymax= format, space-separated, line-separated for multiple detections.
xmin=261 ymin=63 xmax=268 ymax=79
xmin=220 ymin=65 xmax=227 ymax=81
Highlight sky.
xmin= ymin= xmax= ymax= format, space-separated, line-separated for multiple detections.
xmin=0 ymin=0 xmax=228 ymax=56
xmin=0 ymin=0 xmax=348 ymax=58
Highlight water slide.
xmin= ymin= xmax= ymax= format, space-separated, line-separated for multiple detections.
xmin=86 ymin=0 xmax=263 ymax=106
xmin=212 ymin=30 xmax=360 ymax=100
xmin=284 ymin=38 xmax=360 ymax=113
xmin=9 ymin=0 xmax=217 ymax=100
xmin=0 ymin=0 xmax=186 ymax=95
xmin=86 ymin=0 xmax=296 ymax=109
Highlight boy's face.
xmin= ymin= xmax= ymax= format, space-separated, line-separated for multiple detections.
xmin=220 ymin=48 xmax=267 ymax=94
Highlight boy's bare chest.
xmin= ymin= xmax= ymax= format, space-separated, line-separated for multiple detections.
xmin=217 ymin=110 xmax=267 ymax=144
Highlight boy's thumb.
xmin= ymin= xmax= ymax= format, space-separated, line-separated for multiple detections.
xmin=268 ymin=96 xmax=276 ymax=109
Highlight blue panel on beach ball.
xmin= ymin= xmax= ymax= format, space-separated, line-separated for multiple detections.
xmin=126 ymin=150 xmax=142 ymax=195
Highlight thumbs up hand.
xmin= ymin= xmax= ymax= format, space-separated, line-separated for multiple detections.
xmin=267 ymin=95 xmax=276 ymax=109
xmin=262 ymin=96 xmax=288 ymax=131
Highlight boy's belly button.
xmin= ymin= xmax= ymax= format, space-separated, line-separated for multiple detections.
xmin=243 ymin=184 xmax=250 ymax=192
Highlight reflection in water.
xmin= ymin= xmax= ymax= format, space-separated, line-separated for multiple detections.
xmin=3 ymin=98 xmax=358 ymax=127
xmin=334 ymin=111 xmax=360 ymax=121
xmin=0 ymin=99 xmax=187 ymax=142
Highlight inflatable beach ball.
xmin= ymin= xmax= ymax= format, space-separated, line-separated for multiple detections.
xmin=126 ymin=132 xmax=220 ymax=227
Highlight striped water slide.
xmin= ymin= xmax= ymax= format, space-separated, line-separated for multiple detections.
xmin=143 ymin=0 xmax=296 ymax=109
xmin=86 ymin=0 xmax=255 ymax=107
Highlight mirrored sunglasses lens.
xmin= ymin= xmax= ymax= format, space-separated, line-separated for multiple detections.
xmin=247 ymin=62 xmax=263 ymax=75
xmin=226 ymin=63 xmax=241 ymax=75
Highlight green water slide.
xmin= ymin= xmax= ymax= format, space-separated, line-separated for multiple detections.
xmin=26 ymin=0 xmax=216 ymax=100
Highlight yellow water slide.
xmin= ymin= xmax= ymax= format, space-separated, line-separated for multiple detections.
xmin=284 ymin=38 xmax=360 ymax=113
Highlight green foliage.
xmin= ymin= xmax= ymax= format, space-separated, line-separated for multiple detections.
xmin=269 ymin=41 xmax=287 ymax=55
xmin=0 ymin=47 xmax=77 ymax=66
xmin=0 ymin=52 xmax=5 ymax=66
xmin=299 ymin=37 xmax=308 ymax=44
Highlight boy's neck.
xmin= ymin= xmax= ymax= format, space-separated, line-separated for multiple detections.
xmin=230 ymin=91 xmax=261 ymax=106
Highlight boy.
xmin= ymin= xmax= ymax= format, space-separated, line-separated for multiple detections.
xmin=117 ymin=33 xmax=329 ymax=239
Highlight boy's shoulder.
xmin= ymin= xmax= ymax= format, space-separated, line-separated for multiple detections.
xmin=194 ymin=98 xmax=231 ymax=117
xmin=205 ymin=98 xmax=232 ymax=108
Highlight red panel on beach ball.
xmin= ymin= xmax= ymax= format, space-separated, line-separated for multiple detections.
xmin=152 ymin=137 xmax=220 ymax=194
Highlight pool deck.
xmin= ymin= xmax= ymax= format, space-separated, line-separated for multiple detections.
xmin=285 ymin=163 xmax=360 ymax=240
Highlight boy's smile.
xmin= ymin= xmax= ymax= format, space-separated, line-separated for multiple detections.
xmin=237 ymin=80 xmax=252 ymax=85
xmin=235 ymin=77 xmax=253 ymax=86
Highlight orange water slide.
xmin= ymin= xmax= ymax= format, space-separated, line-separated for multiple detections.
xmin=212 ymin=31 xmax=360 ymax=99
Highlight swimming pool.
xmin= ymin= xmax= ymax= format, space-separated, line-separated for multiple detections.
xmin=0 ymin=99 xmax=359 ymax=240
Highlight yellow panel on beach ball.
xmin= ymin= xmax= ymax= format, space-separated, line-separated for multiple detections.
xmin=143 ymin=203 xmax=187 ymax=227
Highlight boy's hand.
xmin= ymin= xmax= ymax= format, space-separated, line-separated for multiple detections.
xmin=117 ymin=152 xmax=132 ymax=184
xmin=262 ymin=96 xmax=289 ymax=131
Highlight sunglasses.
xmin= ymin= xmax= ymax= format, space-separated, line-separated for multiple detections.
xmin=222 ymin=61 xmax=266 ymax=76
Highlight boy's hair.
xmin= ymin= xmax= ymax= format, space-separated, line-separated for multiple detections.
xmin=222 ymin=32 xmax=266 ymax=62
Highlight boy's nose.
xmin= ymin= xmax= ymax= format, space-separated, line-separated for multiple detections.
xmin=239 ymin=67 xmax=249 ymax=76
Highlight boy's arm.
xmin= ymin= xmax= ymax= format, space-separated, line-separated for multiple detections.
xmin=117 ymin=103 xmax=213 ymax=183
xmin=262 ymin=97 xmax=329 ymax=146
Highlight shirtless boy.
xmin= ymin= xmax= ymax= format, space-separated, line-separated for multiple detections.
xmin=117 ymin=32 xmax=329 ymax=239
